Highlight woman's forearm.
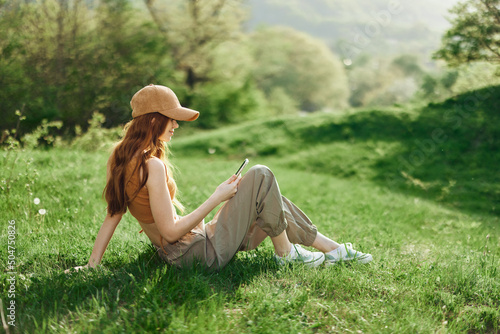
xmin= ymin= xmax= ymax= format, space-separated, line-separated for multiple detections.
xmin=166 ymin=176 xmax=240 ymax=242
xmin=151 ymin=171 xmax=240 ymax=244
xmin=87 ymin=213 xmax=122 ymax=267
xmin=162 ymin=195 xmax=220 ymax=243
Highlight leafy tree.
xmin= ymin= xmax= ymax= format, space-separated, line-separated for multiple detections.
xmin=434 ymin=0 xmax=500 ymax=65
xmin=391 ymin=55 xmax=425 ymax=78
xmin=0 ymin=0 xmax=172 ymax=135
xmin=346 ymin=55 xmax=421 ymax=107
xmin=143 ymin=0 xmax=267 ymax=128
xmin=144 ymin=0 xmax=247 ymax=90
xmin=0 ymin=0 xmax=270 ymax=133
xmin=415 ymin=62 xmax=500 ymax=102
xmin=249 ymin=26 xmax=349 ymax=112
xmin=449 ymin=61 xmax=500 ymax=94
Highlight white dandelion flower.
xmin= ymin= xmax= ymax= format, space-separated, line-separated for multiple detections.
xmin=38 ymin=209 xmax=46 ymax=215
xmin=34 ymin=198 xmax=40 ymax=205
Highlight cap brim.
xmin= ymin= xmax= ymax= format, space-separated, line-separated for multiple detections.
xmin=159 ymin=107 xmax=199 ymax=121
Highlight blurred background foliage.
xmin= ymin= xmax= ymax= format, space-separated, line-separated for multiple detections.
xmin=1 ymin=0 xmax=499 ymax=141
xmin=249 ymin=26 xmax=349 ymax=112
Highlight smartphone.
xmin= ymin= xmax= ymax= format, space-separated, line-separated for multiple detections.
xmin=235 ymin=159 xmax=249 ymax=176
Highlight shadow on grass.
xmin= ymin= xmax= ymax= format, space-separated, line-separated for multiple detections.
xmin=18 ymin=246 xmax=278 ymax=332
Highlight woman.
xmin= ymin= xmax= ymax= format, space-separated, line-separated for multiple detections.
xmin=68 ymin=84 xmax=372 ymax=273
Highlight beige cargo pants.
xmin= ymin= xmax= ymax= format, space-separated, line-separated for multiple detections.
xmin=156 ymin=165 xmax=318 ymax=271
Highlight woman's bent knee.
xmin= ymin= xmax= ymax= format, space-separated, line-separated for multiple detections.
xmin=247 ymin=164 xmax=272 ymax=177
xmin=241 ymin=164 xmax=277 ymax=192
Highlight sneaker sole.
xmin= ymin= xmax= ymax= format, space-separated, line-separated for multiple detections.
xmin=325 ymin=254 xmax=373 ymax=267
xmin=303 ymin=254 xmax=326 ymax=268
xmin=276 ymin=254 xmax=326 ymax=268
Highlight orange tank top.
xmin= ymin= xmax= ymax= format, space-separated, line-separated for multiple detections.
xmin=125 ymin=158 xmax=176 ymax=225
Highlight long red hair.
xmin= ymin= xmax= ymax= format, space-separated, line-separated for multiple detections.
xmin=104 ymin=112 xmax=183 ymax=216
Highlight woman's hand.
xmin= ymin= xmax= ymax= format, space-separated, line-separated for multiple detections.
xmin=64 ymin=264 xmax=90 ymax=274
xmin=212 ymin=174 xmax=241 ymax=203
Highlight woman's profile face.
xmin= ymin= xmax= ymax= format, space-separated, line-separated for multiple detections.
xmin=159 ymin=119 xmax=179 ymax=142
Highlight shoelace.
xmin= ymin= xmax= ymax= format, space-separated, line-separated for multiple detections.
xmin=344 ymin=243 xmax=361 ymax=258
xmin=345 ymin=243 xmax=369 ymax=259
xmin=344 ymin=243 xmax=354 ymax=255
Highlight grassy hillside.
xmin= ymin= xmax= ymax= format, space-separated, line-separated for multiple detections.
xmin=173 ymin=85 xmax=500 ymax=216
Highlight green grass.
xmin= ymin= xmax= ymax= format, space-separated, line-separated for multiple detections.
xmin=1 ymin=86 xmax=499 ymax=333
xmin=0 ymin=148 xmax=498 ymax=333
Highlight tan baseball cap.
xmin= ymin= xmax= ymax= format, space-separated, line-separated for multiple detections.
xmin=130 ymin=84 xmax=199 ymax=121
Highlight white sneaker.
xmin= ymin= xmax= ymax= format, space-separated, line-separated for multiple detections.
xmin=275 ymin=244 xmax=325 ymax=268
xmin=325 ymin=243 xmax=372 ymax=266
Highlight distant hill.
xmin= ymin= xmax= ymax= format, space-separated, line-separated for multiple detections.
xmin=244 ymin=0 xmax=461 ymax=63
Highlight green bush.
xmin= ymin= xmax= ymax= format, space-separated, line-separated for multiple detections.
xmin=70 ymin=112 xmax=123 ymax=152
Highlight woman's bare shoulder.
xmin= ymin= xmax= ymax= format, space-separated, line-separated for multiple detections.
xmin=146 ymin=157 xmax=166 ymax=173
